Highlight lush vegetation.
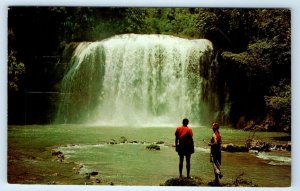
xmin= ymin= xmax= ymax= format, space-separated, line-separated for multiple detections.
xmin=8 ymin=7 xmax=291 ymax=132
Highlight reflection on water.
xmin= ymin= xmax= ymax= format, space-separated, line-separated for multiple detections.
xmin=59 ymin=143 xmax=291 ymax=186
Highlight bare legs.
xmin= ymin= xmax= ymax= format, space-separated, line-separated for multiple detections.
xmin=179 ymin=154 xmax=191 ymax=178
xmin=215 ymin=173 xmax=219 ymax=184
xmin=179 ymin=155 xmax=183 ymax=178
xmin=186 ymin=154 xmax=191 ymax=178
xmin=212 ymin=157 xmax=223 ymax=184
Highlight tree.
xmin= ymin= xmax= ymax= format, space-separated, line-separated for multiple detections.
xmin=198 ymin=8 xmax=291 ymax=131
xmin=264 ymin=80 xmax=291 ymax=132
xmin=123 ymin=8 xmax=201 ymax=38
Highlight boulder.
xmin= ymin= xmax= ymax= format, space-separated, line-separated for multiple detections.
xmin=51 ymin=150 xmax=63 ymax=156
xmin=245 ymin=138 xmax=273 ymax=151
xmin=107 ymin=139 xmax=117 ymax=144
xmin=160 ymin=177 xmax=204 ymax=186
xmin=119 ymin=136 xmax=127 ymax=143
xmin=146 ymin=144 xmax=160 ymax=150
xmin=222 ymin=144 xmax=249 ymax=152
xmin=90 ymin=171 xmax=98 ymax=176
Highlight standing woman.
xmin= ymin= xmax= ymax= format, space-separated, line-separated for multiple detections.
xmin=208 ymin=122 xmax=223 ymax=185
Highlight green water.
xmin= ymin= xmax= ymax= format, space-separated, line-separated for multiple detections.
xmin=8 ymin=125 xmax=291 ymax=186
xmin=59 ymin=142 xmax=291 ymax=186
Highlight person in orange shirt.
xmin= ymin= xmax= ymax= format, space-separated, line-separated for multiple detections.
xmin=208 ymin=122 xmax=223 ymax=185
xmin=175 ymin=118 xmax=194 ymax=178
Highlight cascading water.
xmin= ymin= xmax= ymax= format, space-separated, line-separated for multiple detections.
xmin=56 ymin=34 xmax=219 ymax=126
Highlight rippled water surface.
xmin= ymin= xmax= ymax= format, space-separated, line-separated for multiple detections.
xmin=59 ymin=142 xmax=291 ymax=186
xmin=9 ymin=125 xmax=291 ymax=186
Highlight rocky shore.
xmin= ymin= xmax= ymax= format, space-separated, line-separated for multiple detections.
xmin=222 ymin=138 xmax=291 ymax=152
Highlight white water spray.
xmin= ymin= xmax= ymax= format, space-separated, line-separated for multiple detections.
xmin=56 ymin=34 xmax=215 ymax=126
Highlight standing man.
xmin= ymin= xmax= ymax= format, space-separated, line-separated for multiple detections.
xmin=175 ymin=118 xmax=194 ymax=178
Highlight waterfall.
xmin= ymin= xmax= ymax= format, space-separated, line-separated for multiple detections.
xmin=56 ymin=34 xmax=217 ymax=126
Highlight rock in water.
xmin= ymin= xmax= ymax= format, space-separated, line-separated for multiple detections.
xmin=161 ymin=177 xmax=204 ymax=186
xmin=146 ymin=144 xmax=160 ymax=150
xmin=90 ymin=171 xmax=98 ymax=176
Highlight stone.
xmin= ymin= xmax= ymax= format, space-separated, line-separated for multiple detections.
xmin=146 ymin=144 xmax=160 ymax=150
xmin=160 ymin=177 xmax=204 ymax=186
xmin=90 ymin=171 xmax=98 ymax=176
xmin=222 ymin=144 xmax=249 ymax=152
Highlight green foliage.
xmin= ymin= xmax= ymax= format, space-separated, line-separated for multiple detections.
xmin=198 ymin=9 xmax=254 ymax=51
xmin=124 ymin=8 xmax=148 ymax=33
xmin=8 ymin=18 xmax=25 ymax=92
xmin=222 ymin=40 xmax=274 ymax=79
xmin=124 ymin=8 xmax=201 ymax=38
xmin=202 ymin=9 xmax=291 ymax=130
xmin=8 ymin=50 xmax=25 ymax=91
xmin=264 ymin=80 xmax=291 ymax=132
xmin=48 ymin=7 xmax=125 ymax=42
